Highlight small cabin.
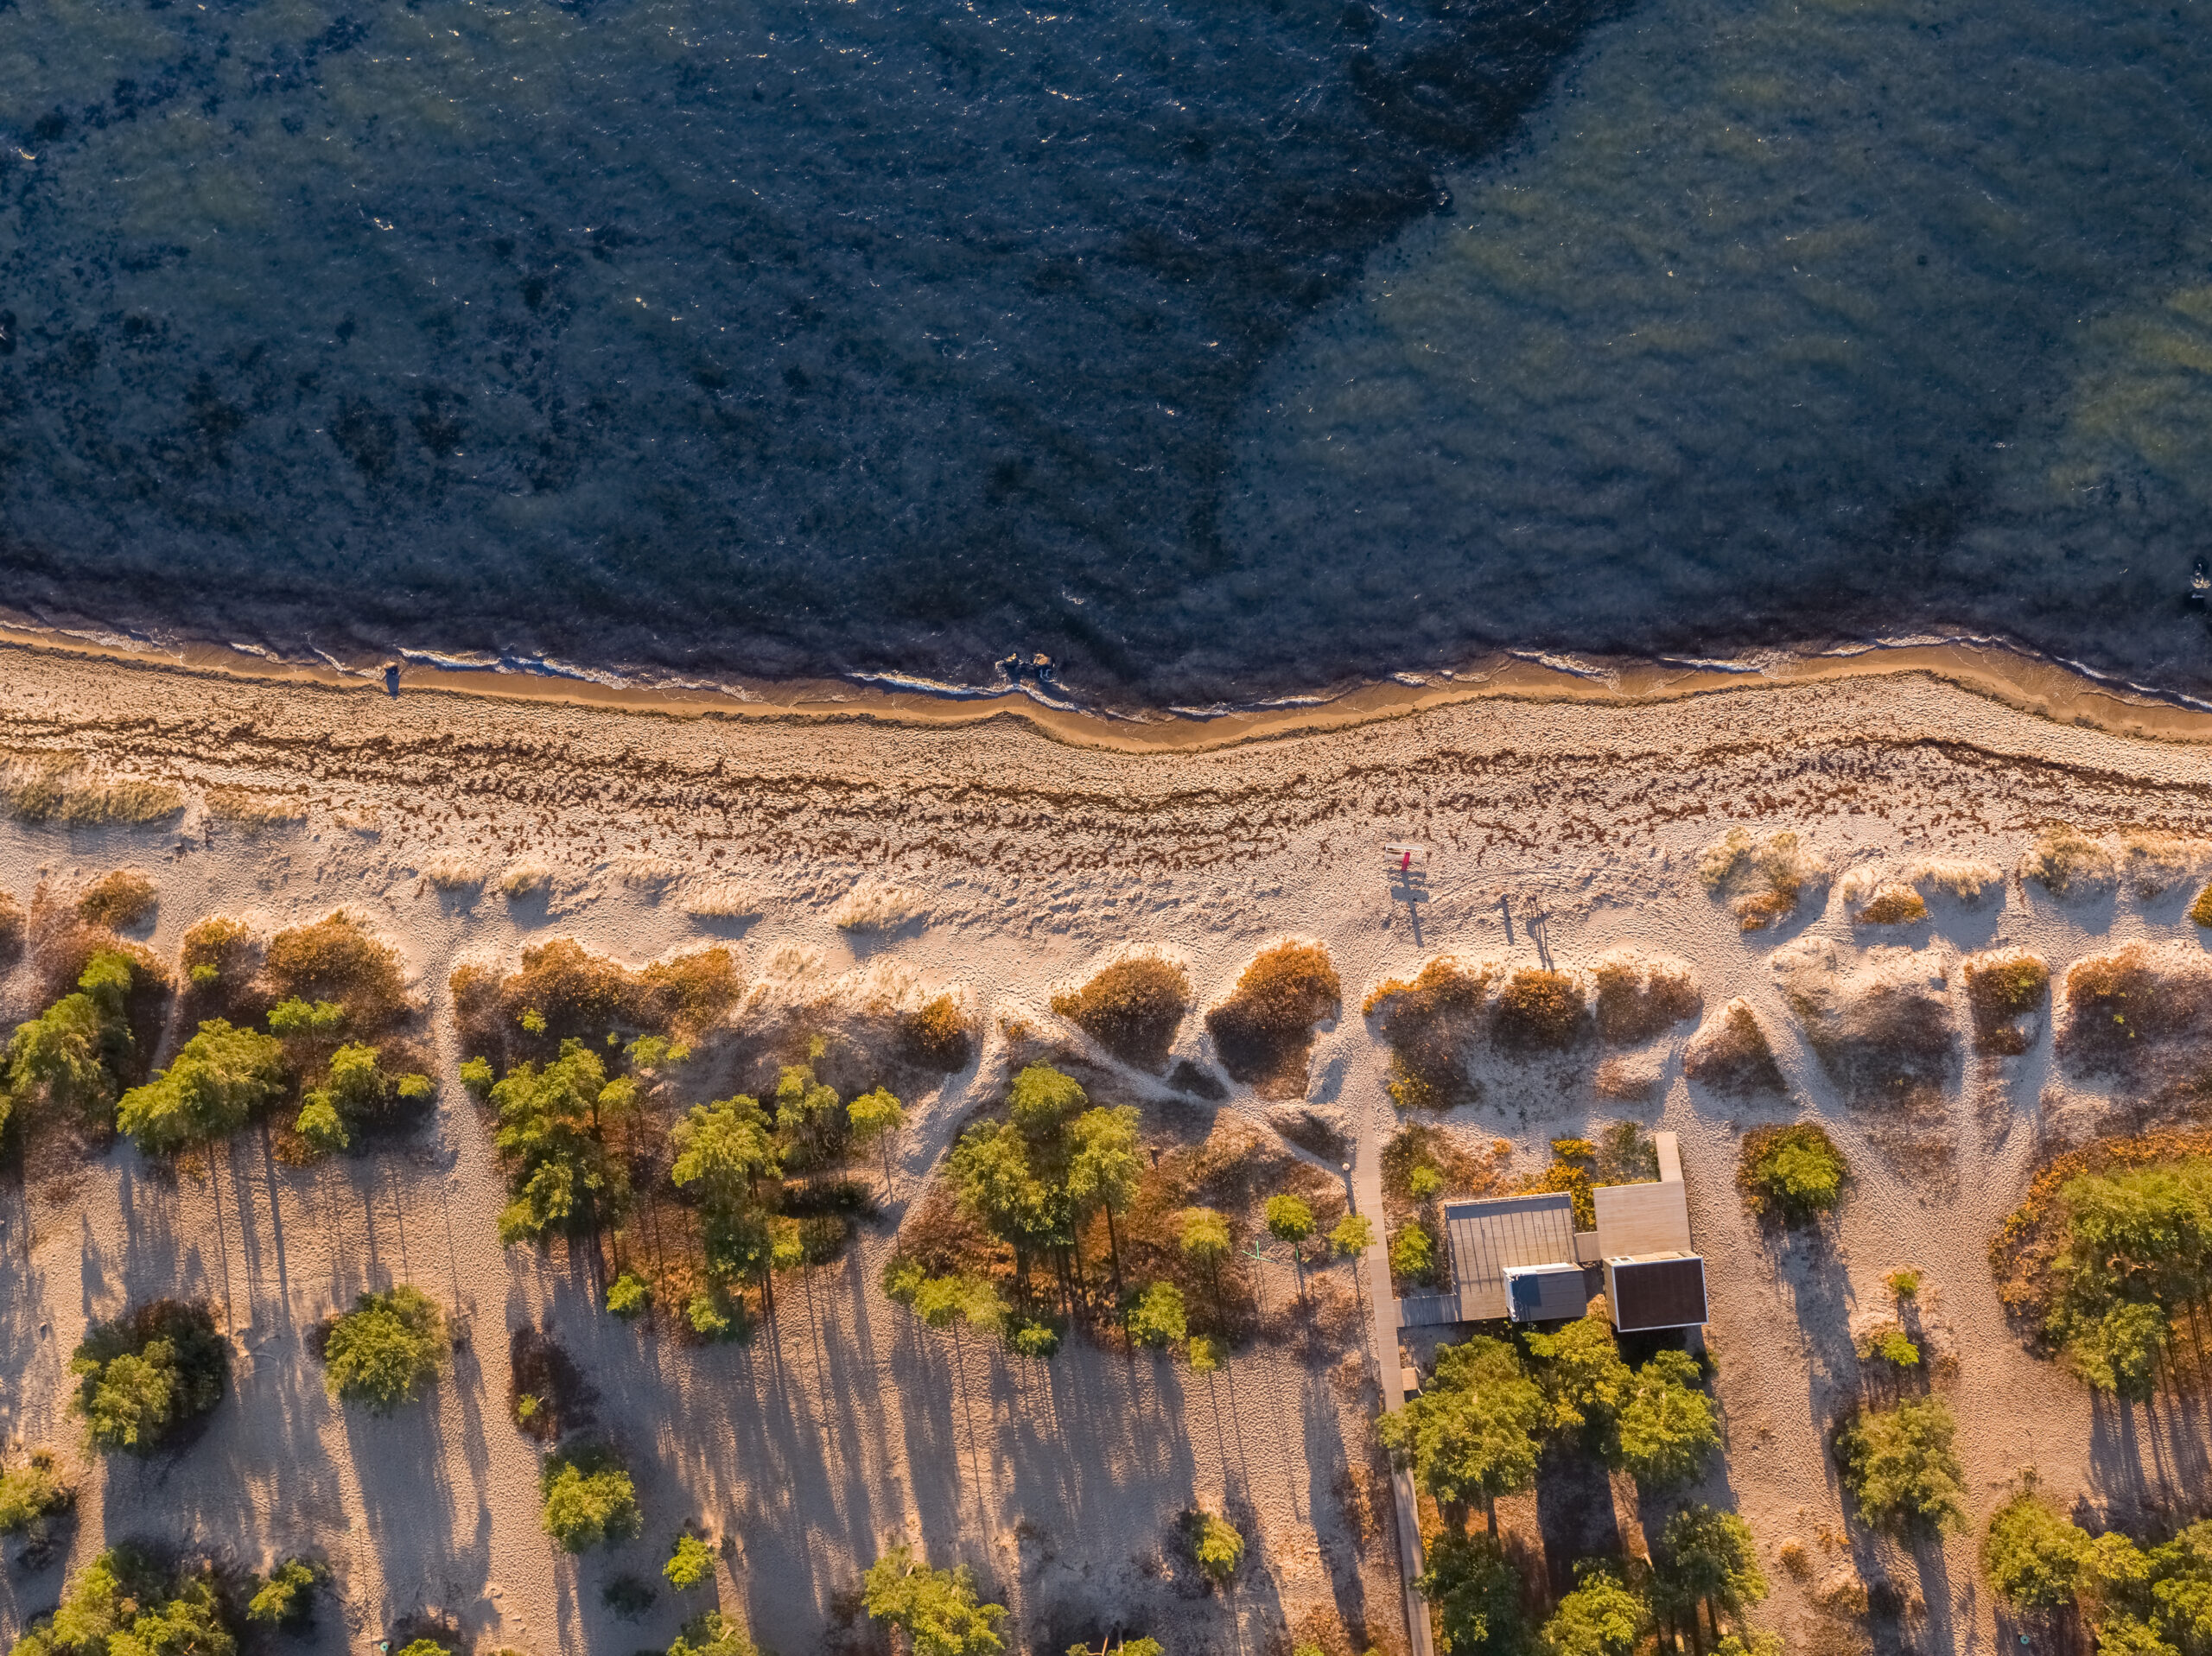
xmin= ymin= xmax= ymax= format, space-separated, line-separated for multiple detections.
xmin=1396 ymin=1131 xmax=1707 ymax=1333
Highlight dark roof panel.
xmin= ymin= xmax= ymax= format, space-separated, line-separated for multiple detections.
xmin=1609 ymin=1254 xmax=1708 ymax=1331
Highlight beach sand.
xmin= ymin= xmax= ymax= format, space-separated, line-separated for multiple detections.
xmin=0 ymin=642 xmax=2209 ymax=1656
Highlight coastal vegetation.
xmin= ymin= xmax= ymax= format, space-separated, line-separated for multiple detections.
xmin=1681 ymin=1001 xmax=1785 ymax=1095
xmin=321 ymin=1286 xmax=448 ymax=1411
xmin=1834 ymin=1396 xmax=1966 ymax=1535
xmin=69 ymin=1300 xmax=227 ymax=1453
xmin=74 ymin=870 xmax=156 ymax=930
xmin=1698 ymin=826 xmax=1826 ymax=930
xmin=862 ymin=1547 xmax=1007 ymax=1656
xmin=1364 ymin=957 xmax=1490 ymax=1110
xmin=10 ymin=1545 xmax=240 ymax=1656
xmin=1591 ymin=953 xmax=1700 ymax=1044
xmin=1992 ymin=1132 xmax=2212 ymax=1396
xmin=0 ymin=1450 xmax=73 ymax=1537
xmin=1205 ymin=940 xmax=1339 ymax=1096
xmin=0 ymin=757 xmax=183 ymax=828
xmin=1737 ymin=1124 xmax=1849 ymax=1224
xmin=1982 ymin=1485 xmax=2212 ymax=1651
xmin=1962 ymin=948 xmax=2050 ymax=1056
xmin=1052 ymin=953 xmax=1192 ymax=1070
xmin=2021 ymin=822 xmax=2116 ymax=899
xmin=541 ymin=1442 xmax=643 ymax=1551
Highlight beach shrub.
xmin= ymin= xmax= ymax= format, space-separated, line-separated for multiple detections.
xmin=263 ymin=911 xmax=411 ymax=1033
xmin=2192 ymin=880 xmax=2212 ymax=929
xmin=0 ymin=759 xmax=184 ymax=828
xmin=1205 ymin=940 xmax=1340 ymax=1096
xmin=900 ymin=993 xmax=975 ymax=1071
xmin=603 ymin=1576 xmax=658 ymax=1619
xmin=541 ymin=1442 xmax=643 ymax=1552
xmin=861 ymin=1546 xmax=1008 ymax=1656
xmin=2 ymin=949 xmax=143 ymax=1136
xmin=1681 ymin=1001 xmax=1785 ymax=1095
xmin=70 ymin=1300 xmax=226 ymax=1453
xmin=1700 ymin=827 xmax=1826 ymax=930
xmin=1526 ymin=1305 xmax=1631 ymax=1438
xmin=1363 ymin=957 xmax=1489 ymax=1110
xmin=0 ymin=891 xmax=23 ymax=969
xmin=1265 ymin=1193 xmax=1316 ymax=1251
xmin=1963 ymin=949 xmax=2050 ymax=1056
xmin=178 ymin=917 xmax=257 ymax=1008
xmin=1982 ymin=1490 xmax=2090 ymax=1613
xmin=1331 ymin=1213 xmax=1375 ymax=1258
xmin=669 ymin=1615 xmax=759 ymax=1656
xmin=246 ymin=1560 xmax=324 ymax=1630
xmin=1858 ymin=1325 xmax=1920 ymax=1370
xmin=1418 ymin=1531 xmax=1526 ymax=1656
xmin=1853 ymin=882 xmax=1928 ymax=926
xmin=1737 ymin=1122 xmax=1847 ymax=1223
xmin=1192 ymin=1511 xmax=1243 ymax=1585
xmin=2021 ymin=822 xmax=2116 ymax=898
xmin=322 ymin=1285 xmax=447 ymax=1411
xmin=1376 ymin=1336 xmax=1542 ymax=1530
xmin=665 ymin=1532 xmax=715 ymax=1589
xmin=10 ymin=1546 xmax=237 ymax=1656
xmin=117 ymin=1019 xmax=287 ymax=1155
xmin=607 ymin=1272 xmax=652 ymax=1318
xmin=75 ymin=872 xmax=156 ymax=930
xmin=0 ymin=1450 xmax=72 ymax=1535
xmin=1491 ymin=968 xmax=1586 ymax=1052
xmin=1389 ymin=1221 xmax=1440 ymax=1289
xmin=681 ymin=877 xmax=758 ymax=919
xmin=1052 ymin=954 xmax=1192 ymax=1070
xmin=1592 ymin=953 xmax=1700 ymax=1044
xmin=1835 ymin=1396 xmax=1966 ymax=1535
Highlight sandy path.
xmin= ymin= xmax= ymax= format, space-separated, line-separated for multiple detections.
xmin=0 ymin=647 xmax=2209 ymax=1656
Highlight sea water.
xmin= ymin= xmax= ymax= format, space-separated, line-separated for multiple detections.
xmin=2 ymin=0 xmax=2209 ymax=705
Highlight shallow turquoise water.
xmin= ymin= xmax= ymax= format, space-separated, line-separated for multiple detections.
xmin=3 ymin=0 xmax=2211 ymax=701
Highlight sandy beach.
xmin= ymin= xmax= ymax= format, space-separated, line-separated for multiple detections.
xmin=1 ymin=640 xmax=2209 ymax=1656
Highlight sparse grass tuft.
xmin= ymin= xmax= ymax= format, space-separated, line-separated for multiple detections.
xmin=1700 ymin=826 xmax=1827 ymax=930
xmin=1053 ymin=953 xmax=1192 ymax=1070
xmin=1839 ymin=868 xmax=1928 ymax=926
xmin=1962 ymin=949 xmax=2050 ymax=1056
xmin=1491 ymin=968 xmax=1586 ymax=1053
xmin=1592 ymin=953 xmax=1700 ymax=1044
xmin=1364 ymin=957 xmax=1489 ymax=1110
xmin=1738 ymin=1121 xmax=1848 ymax=1223
xmin=2120 ymin=828 xmax=2209 ymax=898
xmin=829 ymin=877 xmax=923 ymax=932
xmin=75 ymin=871 xmax=156 ymax=930
xmin=1206 ymin=940 xmax=1341 ymax=1098
xmin=1683 ymin=1000 xmax=1786 ymax=1094
xmin=682 ymin=879 xmax=760 ymax=920
xmin=497 ymin=860 xmax=553 ymax=898
xmin=1901 ymin=857 xmax=2002 ymax=904
xmin=2020 ymin=823 xmax=2116 ymax=899
xmin=419 ymin=856 xmax=482 ymax=892
xmin=203 ymin=787 xmax=307 ymax=828
xmin=0 ymin=757 xmax=184 ymax=827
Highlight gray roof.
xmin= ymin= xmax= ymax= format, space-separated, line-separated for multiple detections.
xmin=1438 ymin=1191 xmax=1580 ymax=1321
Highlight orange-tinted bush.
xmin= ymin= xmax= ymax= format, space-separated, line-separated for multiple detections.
xmin=1206 ymin=941 xmax=1341 ymax=1098
xmin=1683 ymin=1001 xmax=1786 ymax=1095
xmin=76 ymin=871 xmax=156 ymax=930
xmin=1592 ymin=957 xmax=1701 ymax=1044
xmin=1052 ymin=955 xmax=1192 ymax=1070
xmin=1963 ymin=950 xmax=2050 ymax=1056
xmin=1363 ymin=958 xmax=1489 ymax=1110
xmin=264 ymin=911 xmax=411 ymax=1034
xmin=900 ymin=993 xmax=976 ymax=1072
xmin=1491 ymin=968 xmax=1586 ymax=1053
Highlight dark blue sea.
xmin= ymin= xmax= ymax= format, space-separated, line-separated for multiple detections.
xmin=5 ymin=0 xmax=2212 ymax=705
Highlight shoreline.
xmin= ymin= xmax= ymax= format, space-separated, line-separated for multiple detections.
xmin=14 ymin=609 xmax=2212 ymax=754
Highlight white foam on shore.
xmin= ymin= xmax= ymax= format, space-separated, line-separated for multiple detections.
xmin=847 ymin=671 xmax=1015 ymax=700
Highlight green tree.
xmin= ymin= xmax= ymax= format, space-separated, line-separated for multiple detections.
xmin=1128 ymin=1282 xmax=1188 ymax=1348
xmin=1067 ymin=1105 xmax=1142 ymax=1300
xmin=1376 ymin=1336 xmax=1542 ymax=1533
xmin=668 ymin=1615 xmax=758 ymax=1656
xmin=1656 ymin=1506 xmax=1768 ymax=1649
xmin=607 ymin=1272 xmax=652 ymax=1318
xmin=11 ymin=1547 xmax=238 ymax=1656
xmin=267 ymin=998 xmax=346 ymax=1037
xmin=245 ymin=1560 xmax=323 ymax=1630
xmin=848 ymin=1086 xmax=908 ymax=1189
xmin=664 ymin=1532 xmax=715 ymax=1589
xmin=1982 ymin=1489 xmax=2090 ymax=1614
xmin=69 ymin=1301 xmax=227 ymax=1455
xmin=2067 ymin=1302 xmax=2171 ymax=1401
xmin=772 ymin=1042 xmax=845 ymax=1179
xmin=540 ymin=1442 xmax=643 ymax=1552
xmin=493 ymin=1040 xmax=635 ymax=1244
xmin=1192 ymin=1512 xmax=1243 ymax=1585
xmin=1267 ymin=1194 xmax=1317 ymax=1305
xmin=1613 ymin=1349 xmax=1720 ymax=1488
xmin=1418 ymin=1531 xmax=1526 ymax=1656
xmin=1391 ymin=1221 xmax=1440 ymax=1286
xmin=1525 ymin=1304 xmax=1630 ymax=1437
xmin=294 ymin=1042 xmax=431 ymax=1156
xmin=2 ymin=952 xmax=140 ymax=1135
xmin=116 ymin=1020 xmax=286 ymax=1155
xmin=1331 ymin=1213 xmax=1376 ymax=1258
xmin=861 ymin=1546 xmax=1009 ymax=1656
xmin=0 ymin=1452 xmax=72 ymax=1536
xmin=671 ymin=1093 xmax=780 ymax=1315
xmin=1179 ymin=1207 xmax=1231 ymax=1316
xmin=1835 ymin=1397 xmax=1967 ymax=1535
xmin=1737 ymin=1123 xmax=1848 ymax=1223
xmin=1539 ymin=1563 xmax=1648 ymax=1656
xmin=321 ymin=1285 xmax=447 ymax=1412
